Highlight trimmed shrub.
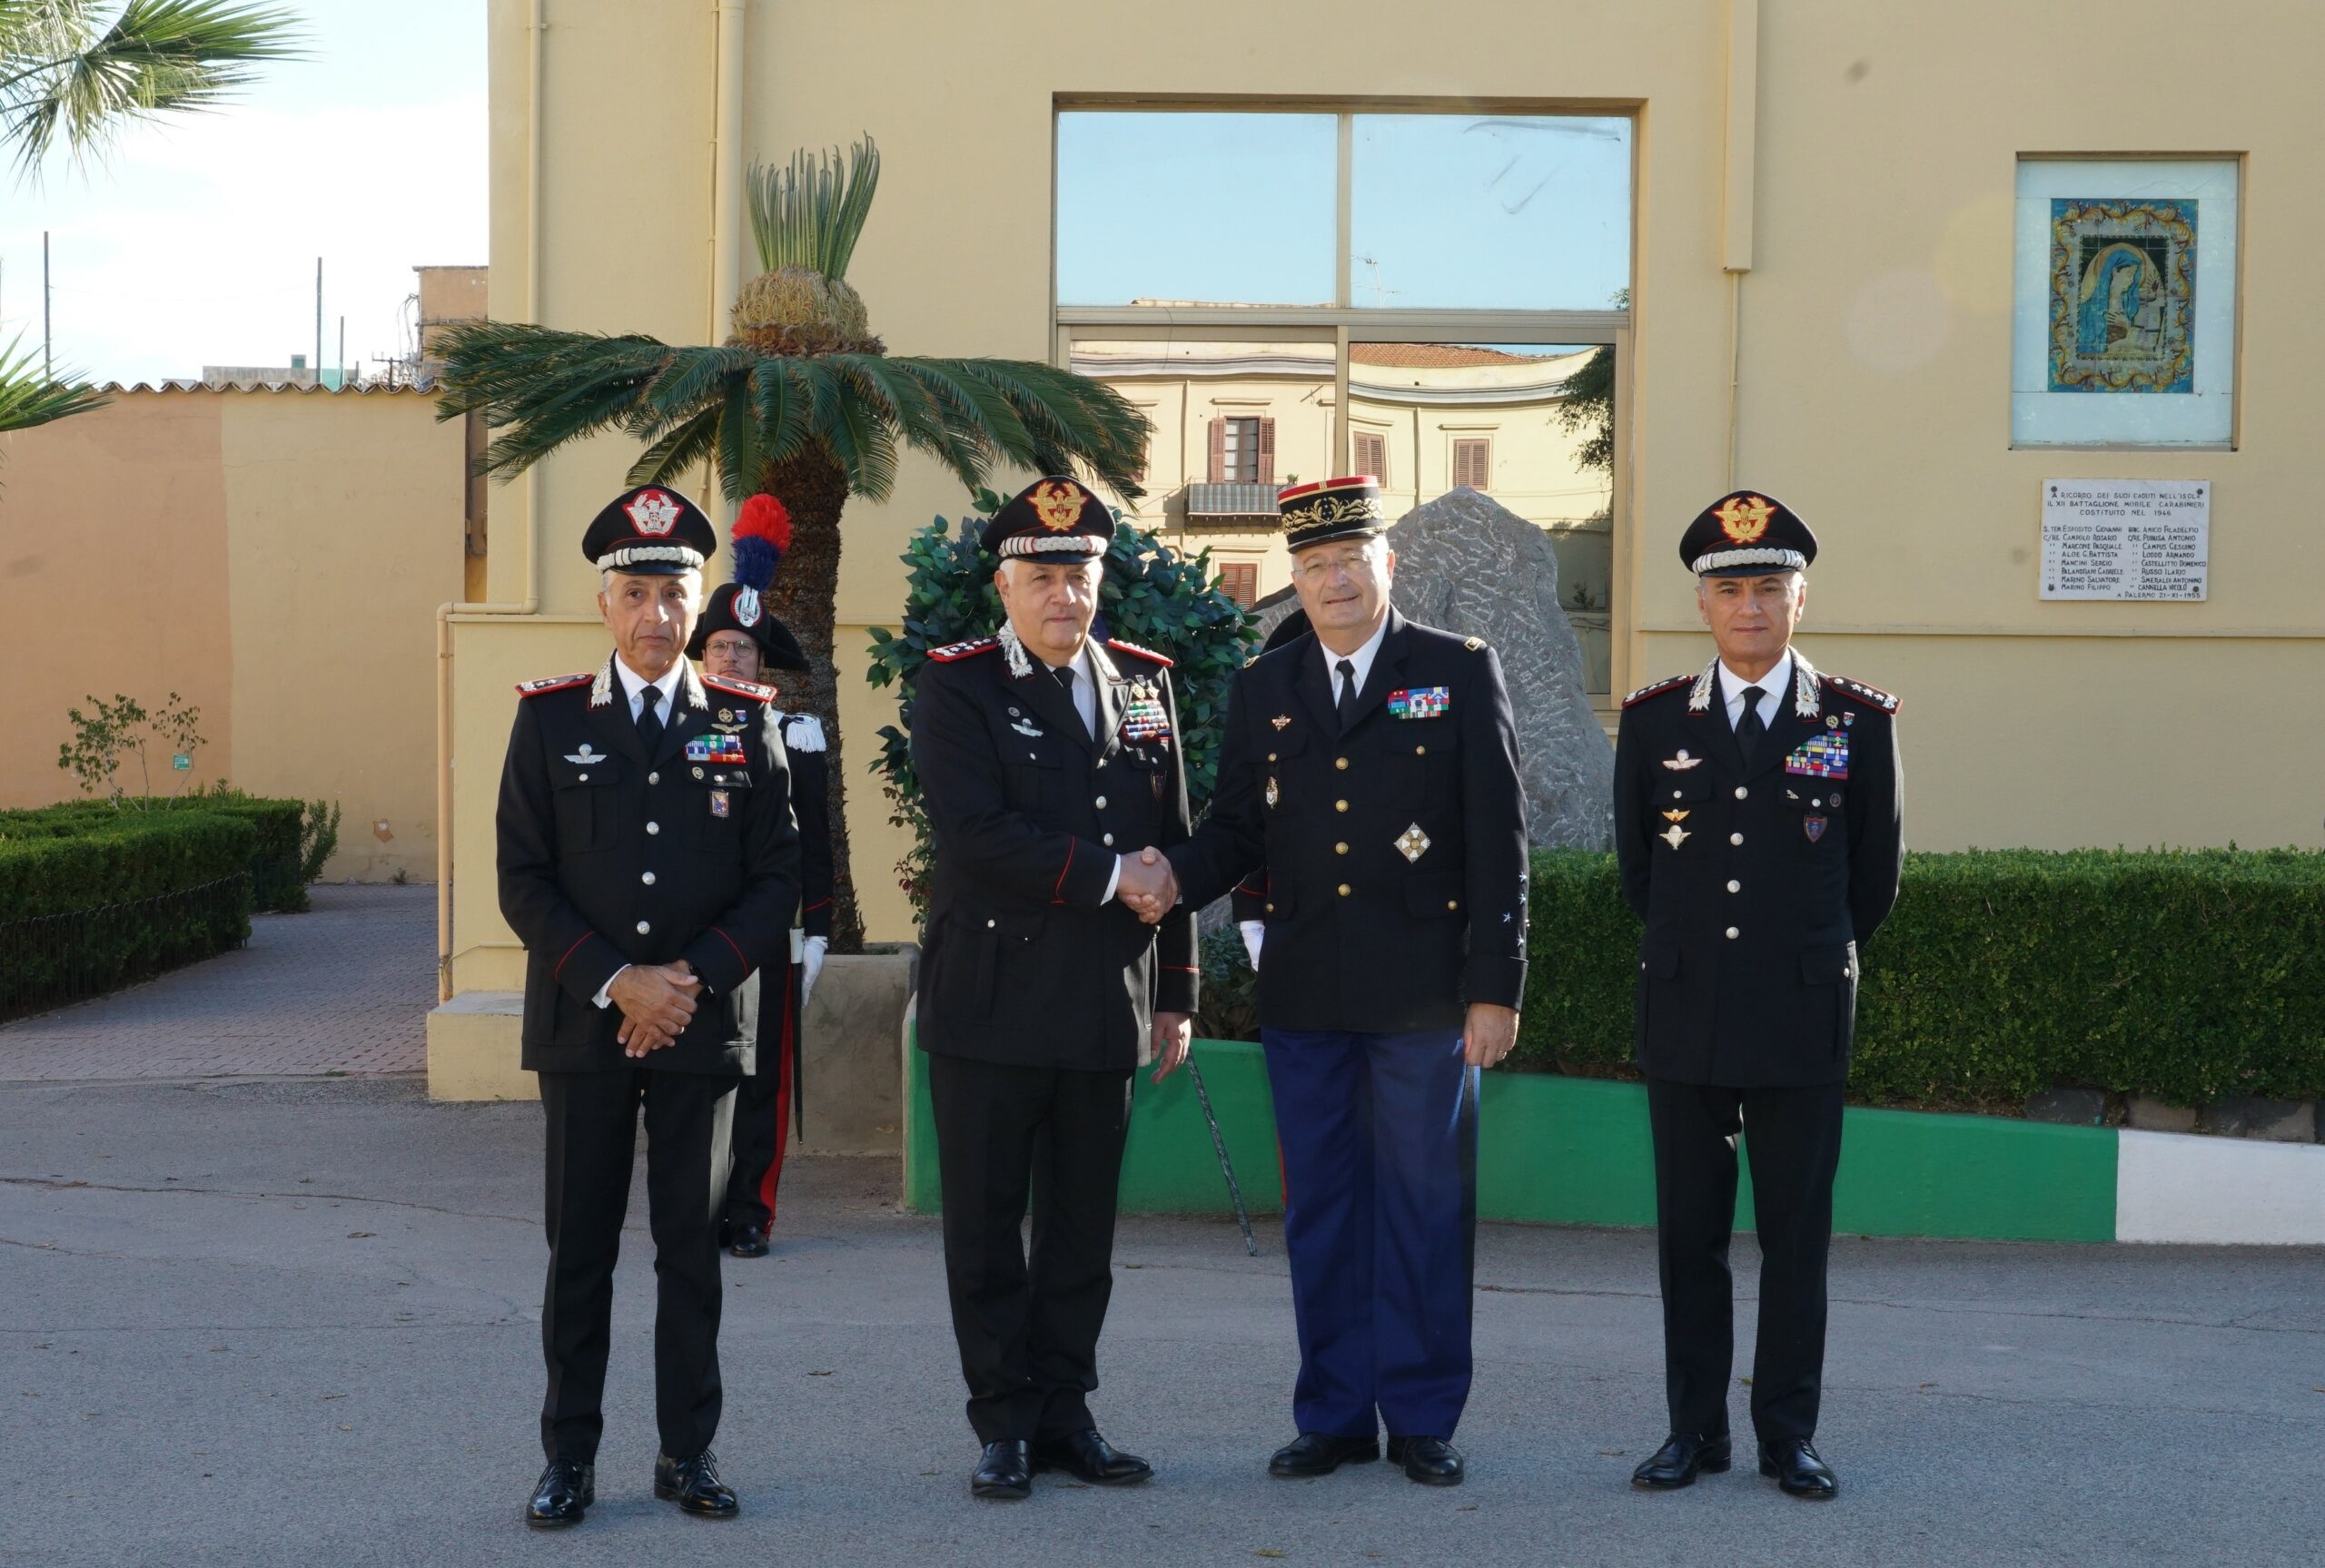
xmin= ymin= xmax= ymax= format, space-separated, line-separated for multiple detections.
xmin=1518 ymin=846 xmax=2325 ymax=1112
xmin=5 ymin=792 xmax=310 ymax=912
xmin=0 ymin=813 xmax=256 ymax=1020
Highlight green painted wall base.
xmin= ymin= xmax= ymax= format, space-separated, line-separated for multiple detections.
xmin=903 ymin=1037 xmax=2119 ymax=1243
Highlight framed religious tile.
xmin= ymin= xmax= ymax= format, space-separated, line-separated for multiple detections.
xmin=2011 ymin=157 xmax=2240 ymax=447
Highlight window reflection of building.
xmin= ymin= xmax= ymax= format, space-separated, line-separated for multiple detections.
xmin=1074 ymin=338 xmax=1615 ymax=692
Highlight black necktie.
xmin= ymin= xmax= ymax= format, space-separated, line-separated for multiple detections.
xmin=636 ymin=683 xmax=664 ymax=753
xmin=1053 ymin=663 xmax=1086 ymax=735
xmin=1735 ymin=685 xmax=1766 ymax=760
xmin=1335 ymin=658 xmax=1359 ymax=727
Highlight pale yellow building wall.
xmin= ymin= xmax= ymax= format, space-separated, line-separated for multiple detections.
xmin=453 ymin=0 xmax=2325 ymax=983
xmin=1 ymin=388 xmax=464 ymax=882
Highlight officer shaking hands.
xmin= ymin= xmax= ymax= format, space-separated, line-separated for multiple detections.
xmin=1133 ymin=475 xmax=1529 ymax=1489
xmin=1614 ymin=490 xmax=1903 ymax=1503
xmin=498 ymin=485 xmax=801 ymax=1530
xmin=908 ymin=477 xmax=1196 ymax=1502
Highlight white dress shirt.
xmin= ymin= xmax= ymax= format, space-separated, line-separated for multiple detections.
xmin=1044 ymin=642 xmax=1125 ymax=902
xmin=1717 ymin=649 xmax=1794 ymax=733
xmin=1318 ymin=612 xmax=1393 ymax=708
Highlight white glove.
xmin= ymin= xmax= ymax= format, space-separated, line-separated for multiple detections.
xmin=1239 ymin=920 xmax=1264 ymax=972
xmin=799 ymin=934 xmax=828 ymax=1010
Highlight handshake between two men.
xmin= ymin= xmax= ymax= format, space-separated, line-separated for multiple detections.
xmin=1114 ymin=846 xmax=1178 ymax=924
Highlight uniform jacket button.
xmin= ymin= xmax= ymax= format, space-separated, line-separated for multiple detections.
xmin=1334 ymin=757 xmax=1349 ymax=770
xmin=1735 ymin=785 xmax=1748 ymax=799
xmin=637 ymin=921 xmax=651 ymax=935
xmin=1447 ymin=900 xmax=1459 ymax=911
xmin=1334 ymin=842 xmax=1348 ymax=854
xmin=577 ymin=772 xmax=589 ymax=782
xmin=1335 ymin=799 xmax=1349 ymax=812
xmin=647 ymin=822 xmax=660 ymax=835
xmin=647 ymin=772 xmax=658 ymax=784
xmin=1728 ymin=832 xmax=1742 ymax=845
xmin=1103 ymin=833 xmax=1114 ymax=845
xmin=1725 ymin=926 xmax=1739 ymax=939
xmin=1265 ymin=902 xmax=1275 ymax=913
xmin=1726 ymin=880 xmax=1738 ymax=893
xmin=1337 ymin=883 xmax=1351 ymax=896
xmin=641 ymin=872 xmax=657 ymax=886
xmin=985 ymin=918 xmax=995 ymax=929
xmin=1414 ymin=745 xmax=1426 ymax=755
xmin=1094 ymin=795 xmax=1107 ymax=809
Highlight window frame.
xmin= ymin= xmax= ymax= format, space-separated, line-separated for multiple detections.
xmin=1052 ymin=101 xmax=1637 ymax=699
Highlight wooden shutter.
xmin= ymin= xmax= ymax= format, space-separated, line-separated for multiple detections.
xmin=1353 ymin=430 xmax=1385 ymax=484
xmin=1207 ymin=418 xmax=1226 ymax=483
xmin=1220 ymin=561 xmax=1258 ymax=606
xmin=1454 ymin=438 xmax=1490 ymax=490
xmin=1257 ymin=418 xmax=1277 ymax=484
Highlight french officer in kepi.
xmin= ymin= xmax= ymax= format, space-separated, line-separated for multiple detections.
xmin=1144 ymin=476 xmax=1530 ymax=1488
xmin=907 ymin=476 xmax=1197 ymax=1502
xmin=1613 ymin=490 xmax=1903 ymax=1502
xmin=685 ymin=493 xmax=836 ymax=1260
xmin=498 ymin=483 xmax=802 ymax=1529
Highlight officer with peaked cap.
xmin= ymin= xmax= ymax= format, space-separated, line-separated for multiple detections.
xmin=686 ymin=494 xmax=836 ymax=1261
xmin=1613 ymin=489 xmax=1903 ymax=1502
xmin=907 ymin=476 xmax=1196 ymax=1501
xmin=1145 ymin=476 xmax=1529 ymax=1488
xmin=498 ymin=483 xmax=802 ymax=1528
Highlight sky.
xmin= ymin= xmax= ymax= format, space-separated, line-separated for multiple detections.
xmin=0 ymin=0 xmax=488 ymax=386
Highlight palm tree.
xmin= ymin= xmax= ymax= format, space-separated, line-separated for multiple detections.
xmin=434 ymin=137 xmax=1149 ymax=950
xmin=0 ymin=0 xmax=304 ymax=174
xmin=0 ymin=1 xmax=304 ymax=438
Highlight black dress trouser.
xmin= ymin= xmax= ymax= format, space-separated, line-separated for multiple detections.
xmin=925 ymin=1051 xmax=1133 ymax=1446
xmin=1646 ymin=1076 xmax=1845 ymax=1445
xmin=539 ymin=1067 xmax=737 ymax=1464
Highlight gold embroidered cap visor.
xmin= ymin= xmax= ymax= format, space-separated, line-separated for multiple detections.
xmin=980 ymin=476 xmax=1114 ymax=560
xmin=581 ymin=484 xmax=718 ymax=576
xmin=1678 ymin=488 xmax=1817 ymax=577
xmin=1279 ymin=475 xmax=1389 ymax=551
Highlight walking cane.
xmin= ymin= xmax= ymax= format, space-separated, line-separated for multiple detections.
xmin=1185 ymin=1055 xmax=1259 ymax=1257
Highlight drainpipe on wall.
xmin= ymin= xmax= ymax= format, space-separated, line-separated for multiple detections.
xmin=433 ymin=0 xmax=549 ymax=1002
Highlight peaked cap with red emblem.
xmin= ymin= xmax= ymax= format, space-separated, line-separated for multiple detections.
xmin=979 ymin=476 xmax=1113 ymax=560
xmin=582 ymin=484 xmax=718 ymax=576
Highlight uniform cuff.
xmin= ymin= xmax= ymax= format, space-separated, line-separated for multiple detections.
xmin=1462 ymin=954 xmax=1528 ymax=1012
xmin=681 ymin=927 xmax=755 ymax=996
xmin=1156 ymin=967 xmax=1199 ymax=1015
xmin=554 ymin=932 xmax=628 ymax=1007
xmin=1054 ymin=836 xmax=1116 ymax=907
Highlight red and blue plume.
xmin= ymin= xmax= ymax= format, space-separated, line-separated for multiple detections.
xmin=730 ymin=493 xmax=792 ymax=591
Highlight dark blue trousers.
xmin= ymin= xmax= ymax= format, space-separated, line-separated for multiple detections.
xmin=1261 ymin=1027 xmax=1479 ymax=1440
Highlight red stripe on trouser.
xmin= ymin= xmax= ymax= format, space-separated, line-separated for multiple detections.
xmin=755 ymin=970 xmax=797 ymax=1221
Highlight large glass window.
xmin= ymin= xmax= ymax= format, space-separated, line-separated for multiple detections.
xmin=1055 ymin=106 xmax=1632 ymax=695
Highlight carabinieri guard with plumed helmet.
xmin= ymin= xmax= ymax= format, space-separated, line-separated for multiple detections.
xmin=687 ymin=492 xmax=835 ymax=1261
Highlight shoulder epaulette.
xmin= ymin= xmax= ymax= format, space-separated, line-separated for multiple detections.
xmin=1822 ymin=674 xmax=1902 ymax=715
xmin=515 ymin=672 xmax=590 ymax=697
xmin=1462 ymin=635 xmax=1489 ymax=652
xmin=929 ymin=636 xmax=998 ymax=663
xmin=704 ymin=674 xmax=777 ymax=702
xmin=1621 ymin=673 xmax=1693 ymax=709
xmin=781 ymin=713 xmax=827 ymax=753
xmin=1106 ymin=637 xmax=1173 ymax=667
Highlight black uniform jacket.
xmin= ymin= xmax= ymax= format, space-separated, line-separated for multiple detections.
xmin=497 ymin=656 xmax=803 ymax=1076
xmin=1170 ymin=609 xmax=1530 ymax=1034
xmin=1613 ymin=653 xmax=1904 ymax=1088
xmin=771 ymin=711 xmax=835 ymax=941
xmin=910 ymin=634 xmax=1197 ymax=1070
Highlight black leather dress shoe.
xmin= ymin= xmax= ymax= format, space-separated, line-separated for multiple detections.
xmin=972 ymin=1440 xmax=1032 ymax=1500
xmin=1759 ymin=1437 xmax=1838 ymax=1499
xmin=728 ymin=1224 xmax=769 ymax=1258
xmin=1386 ymin=1435 xmax=1465 ymax=1485
xmin=653 ymin=1449 xmax=739 ymax=1517
xmin=1032 ymin=1427 xmax=1153 ymax=1485
xmin=524 ymin=1458 xmax=593 ymax=1528
xmin=1630 ymin=1432 xmax=1732 ymax=1490
xmin=1268 ymin=1431 xmax=1380 ymax=1478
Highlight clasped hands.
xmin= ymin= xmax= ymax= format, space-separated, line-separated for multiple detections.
xmin=612 ymin=960 xmax=701 ymax=1058
xmin=1115 ymin=846 xmax=1178 ymax=924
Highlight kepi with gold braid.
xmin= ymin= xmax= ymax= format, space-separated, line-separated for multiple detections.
xmin=1677 ymin=488 xmax=1818 ymax=577
xmin=1277 ymin=474 xmax=1388 ymax=551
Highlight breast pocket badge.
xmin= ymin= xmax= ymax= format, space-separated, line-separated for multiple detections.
xmin=1803 ymin=814 xmax=1827 ymax=843
xmin=1785 ymin=732 xmax=1849 ymax=779
xmin=709 ymin=790 xmax=732 ymax=818
xmin=1387 ymin=686 xmax=1450 ymax=719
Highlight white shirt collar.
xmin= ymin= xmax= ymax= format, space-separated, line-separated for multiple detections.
xmin=1717 ymin=649 xmax=1793 ymax=725
xmin=1319 ymin=610 xmax=1392 ymax=695
xmin=612 ymin=656 xmax=683 ymax=717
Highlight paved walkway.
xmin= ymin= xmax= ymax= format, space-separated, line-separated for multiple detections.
xmin=3 ymin=1075 xmax=2322 ymax=1568
xmin=0 ymin=883 xmax=432 ymax=1081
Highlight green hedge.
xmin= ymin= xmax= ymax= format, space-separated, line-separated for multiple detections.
xmin=0 ymin=812 xmax=256 ymax=1019
xmin=1521 ymin=847 xmax=2325 ymax=1111
xmin=5 ymin=794 xmax=308 ymax=912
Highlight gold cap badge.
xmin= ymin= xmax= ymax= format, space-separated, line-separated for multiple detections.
xmin=1713 ymin=494 xmax=1775 ymax=544
xmin=1029 ymin=480 xmax=1084 ymax=531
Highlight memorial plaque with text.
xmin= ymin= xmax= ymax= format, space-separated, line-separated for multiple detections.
xmin=2040 ymin=479 xmax=2209 ymax=600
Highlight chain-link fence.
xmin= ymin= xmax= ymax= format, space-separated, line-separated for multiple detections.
xmin=0 ymin=873 xmax=252 ymax=1024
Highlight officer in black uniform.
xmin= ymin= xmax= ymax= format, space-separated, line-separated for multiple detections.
xmin=498 ymin=483 xmax=802 ymax=1529
xmin=1613 ymin=489 xmax=1903 ymax=1502
xmin=686 ymin=495 xmax=836 ymax=1259
xmin=1156 ymin=476 xmax=1529 ymax=1488
xmin=908 ymin=476 xmax=1197 ymax=1502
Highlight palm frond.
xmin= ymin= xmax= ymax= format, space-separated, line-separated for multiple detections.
xmin=747 ymin=356 xmax=811 ymax=468
xmin=0 ymin=332 xmax=106 ymax=438
xmin=712 ymin=384 xmax=760 ymax=503
xmin=626 ymin=406 xmax=720 ymax=488
xmin=920 ymin=358 xmax=1150 ymax=501
xmin=4 ymin=0 xmax=306 ymax=176
xmin=432 ymin=321 xmax=684 ymax=478
xmin=745 ymin=134 xmax=878 ymax=280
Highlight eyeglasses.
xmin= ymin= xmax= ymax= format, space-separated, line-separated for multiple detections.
xmin=703 ymin=640 xmax=758 ymax=656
